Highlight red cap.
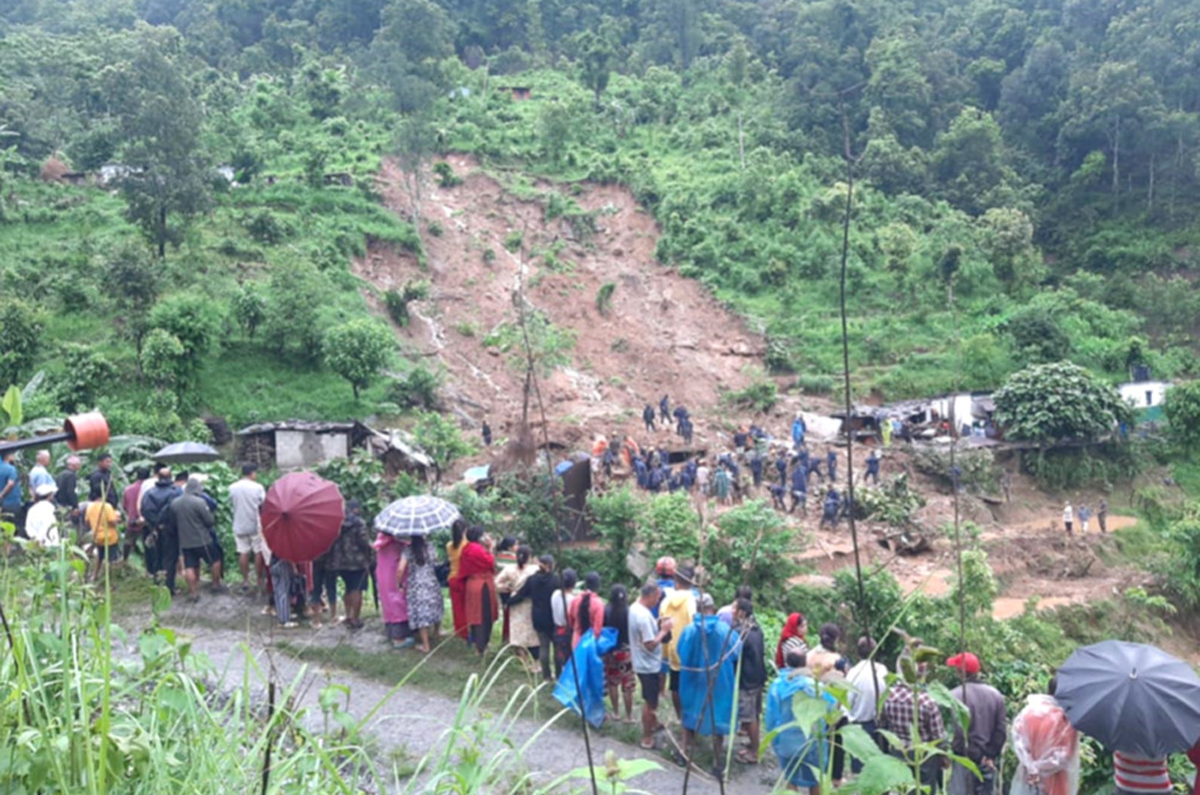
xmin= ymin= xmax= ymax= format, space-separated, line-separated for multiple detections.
xmin=656 ymin=556 xmax=676 ymax=577
xmin=946 ymin=652 xmax=981 ymax=675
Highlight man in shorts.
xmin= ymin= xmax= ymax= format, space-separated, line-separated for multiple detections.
xmin=229 ymin=464 xmax=267 ymax=592
xmin=166 ymin=476 xmax=222 ymax=602
xmin=629 ymin=582 xmax=673 ymax=749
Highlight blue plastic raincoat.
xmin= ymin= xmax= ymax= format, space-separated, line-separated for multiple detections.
xmin=765 ymin=670 xmax=838 ymax=787
xmin=554 ymin=626 xmax=618 ymax=728
xmin=679 ymin=615 xmax=741 ymax=736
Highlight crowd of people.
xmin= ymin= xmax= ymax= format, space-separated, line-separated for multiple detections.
xmin=600 ymin=398 xmax=877 ymax=529
xmin=447 ymin=547 xmax=1090 ymax=794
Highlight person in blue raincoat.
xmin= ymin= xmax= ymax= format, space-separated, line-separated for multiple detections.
xmin=634 ymin=456 xmax=648 ymax=489
xmin=678 ymin=594 xmax=741 ymax=781
xmin=792 ymin=415 xmax=806 ymax=447
xmin=826 ymin=450 xmax=837 ymax=483
xmin=775 ymin=450 xmax=788 ymax=485
xmin=555 ymin=626 xmax=619 ymax=728
xmin=765 ymin=649 xmax=838 ymax=793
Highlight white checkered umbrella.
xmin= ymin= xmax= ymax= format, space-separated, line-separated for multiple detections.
xmin=374 ymin=495 xmax=461 ymax=538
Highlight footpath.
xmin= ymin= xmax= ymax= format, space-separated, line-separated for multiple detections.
xmin=168 ymin=618 xmax=771 ymax=795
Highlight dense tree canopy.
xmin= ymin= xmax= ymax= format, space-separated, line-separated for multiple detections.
xmin=3 ymin=0 xmax=1200 ymax=413
xmin=993 ymin=361 xmax=1133 ymax=443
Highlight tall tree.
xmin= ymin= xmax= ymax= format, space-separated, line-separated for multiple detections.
xmin=109 ymin=31 xmax=211 ymax=258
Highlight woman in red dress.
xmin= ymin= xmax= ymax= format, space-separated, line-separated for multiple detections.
xmin=454 ymin=525 xmax=498 ymax=656
xmin=445 ymin=521 xmax=468 ymax=640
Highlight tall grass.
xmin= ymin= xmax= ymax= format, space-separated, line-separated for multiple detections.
xmin=0 ymin=543 xmax=594 ymax=794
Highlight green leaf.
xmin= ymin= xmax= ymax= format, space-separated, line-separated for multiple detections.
xmin=617 ymin=758 xmax=663 ymax=778
xmin=2 ymin=385 xmax=21 ymax=427
xmin=843 ymin=754 xmax=916 ymax=795
xmin=792 ymin=691 xmax=835 ymax=731
xmin=840 ymin=723 xmax=885 ymax=763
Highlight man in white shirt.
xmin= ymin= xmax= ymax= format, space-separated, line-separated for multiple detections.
xmin=629 ymin=582 xmax=673 ymax=750
xmin=229 ymin=464 xmax=267 ymax=591
xmin=844 ymin=635 xmax=889 ymax=774
xmin=26 ymin=482 xmax=60 ymax=548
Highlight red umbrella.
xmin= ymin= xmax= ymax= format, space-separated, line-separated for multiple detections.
xmin=261 ymin=472 xmax=344 ymax=562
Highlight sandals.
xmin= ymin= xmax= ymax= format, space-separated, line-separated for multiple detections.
xmin=639 ymin=739 xmax=656 ymax=750
xmin=735 ymin=749 xmax=758 ymax=765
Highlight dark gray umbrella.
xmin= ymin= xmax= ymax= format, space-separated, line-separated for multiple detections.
xmin=1056 ymin=640 xmax=1200 ymax=756
xmin=152 ymin=441 xmax=221 ymax=464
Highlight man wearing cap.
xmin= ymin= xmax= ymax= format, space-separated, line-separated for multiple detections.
xmin=88 ymin=453 xmax=119 ymax=508
xmin=26 ymin=482 xmax=60 ymax=547
xmin=229 ymin=464 xmax=267 ymax=592
xmin=947 ymin=652 xmax=1007 ymax=795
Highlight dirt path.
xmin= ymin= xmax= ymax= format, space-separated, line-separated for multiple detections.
xmin=153 ymin=606 xmax=772 ymax=795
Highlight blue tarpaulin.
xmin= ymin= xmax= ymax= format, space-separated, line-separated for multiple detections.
xmin=462 ymin=465 xmax=491 ymax=483
xmin=554 ymin=627 xmax=618 ymax=728
xmin=679 ymin=615 xmax=741 ymax=736
xmin=554 ymin=459 xmax=574 ymax=476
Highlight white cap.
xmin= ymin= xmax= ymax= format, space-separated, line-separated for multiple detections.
xmin=35 ymin=483 xmax=58 ymax=497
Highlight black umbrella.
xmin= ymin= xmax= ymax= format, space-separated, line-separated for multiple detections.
xmin=152 ymin=441 xmax=221 ymax=464
xmin=1056 ymin=640 xmax=1200 ymax=757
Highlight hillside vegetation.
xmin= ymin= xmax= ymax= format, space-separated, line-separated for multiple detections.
xmin=3 ymin=0 xmax=1200 ymax=432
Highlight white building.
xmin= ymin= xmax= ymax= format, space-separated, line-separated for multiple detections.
xmin=1118 ymin=380 xmax=1172 ymax=409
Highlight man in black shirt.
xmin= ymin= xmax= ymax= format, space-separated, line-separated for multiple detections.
xmin=734 ymin=597 xmax=766 ymax=764
xmin=55 ymin=455 xmax=83 ymax=534
xmin=88 ymin=453 xmax=119 ymax=508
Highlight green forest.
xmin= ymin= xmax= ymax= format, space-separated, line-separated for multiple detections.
xmin=3 ymin=0 xmax=1200 ymax=427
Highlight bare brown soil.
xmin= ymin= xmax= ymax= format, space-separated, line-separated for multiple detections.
xmin=357 ymin=154 xmax=784 ymax=453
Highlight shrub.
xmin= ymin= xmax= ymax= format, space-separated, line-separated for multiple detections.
xmin=233 ymin=283 xmax=266 ymax=338
xmin=0 ymin=297 xmax=45 ymax=386
xmin=796 ymin=374 xmax=835 ymax=395
xmin=722 ymin=375 xmax=778 ymax=413
xmin=147 ymin=292 xmax=225 ymax=396
xmin=503 ymin=230 xmax=523 ymax=253
xmin=595 ymin=282 xmax=616 ymax=315
xmin=383 ymin=279 xmax=431 ymax=327
xmin=388 ymin=365 xmax=441 ymax=409
xmin=427 ymin=220 xmax=443 ymax=237
xmin=53 ymin=344 xmax=116 ymax=411
xmin=590 ymin=487 xmax=643 ymax=581
xmin=245 ymin=210 xmax=288 ymax=244
xmin=433 ymin=161 xmax=462 ymax=188
xmin=707 ymin=499 xmax=800 ymax=609
xmin=639 ymin=492 xmax=699 ymax=561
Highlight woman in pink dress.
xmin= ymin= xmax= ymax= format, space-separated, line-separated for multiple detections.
xmin=374 ymin=533 xmax=412 ymax=649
